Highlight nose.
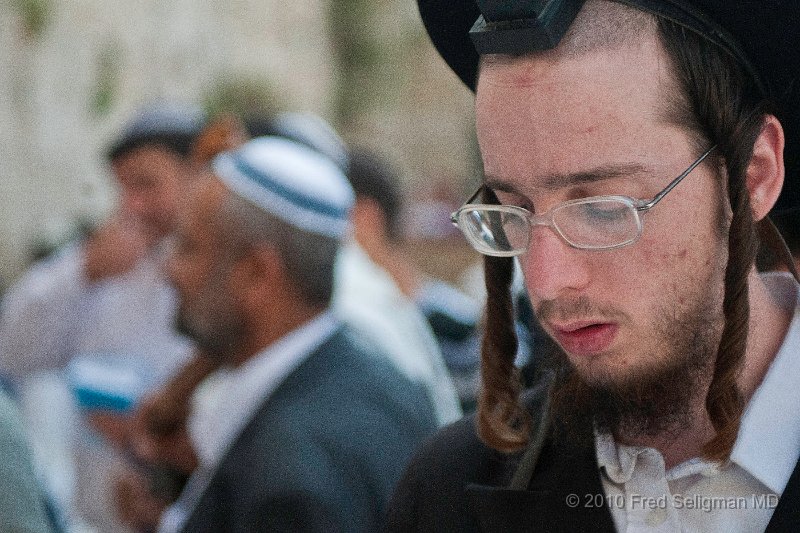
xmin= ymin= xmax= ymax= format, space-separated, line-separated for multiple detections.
xmin=520 ymin=225 xmax=590 ymax=302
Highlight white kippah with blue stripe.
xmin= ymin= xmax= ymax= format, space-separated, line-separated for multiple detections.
xmin=212 ymin=137 xmax=354 ymax=239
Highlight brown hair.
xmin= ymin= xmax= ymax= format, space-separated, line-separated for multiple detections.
xmin=658 ymin=19 xmax=766 ymax=462
xmin=476 ymin=188 xmax=530 ymax=452
xmin=477 ymin=8 xmax=769 ymax=460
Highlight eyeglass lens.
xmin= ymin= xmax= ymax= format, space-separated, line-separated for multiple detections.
xmin=459 ymin=197 xmax=643 ymax=254
xmin=553 ymin=198 xmax=641 ymax=249
xmin=462 ymin=209 xmax=527 ymax=254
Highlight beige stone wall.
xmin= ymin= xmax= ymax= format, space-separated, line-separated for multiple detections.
xmin=329 ymin=0 xmax=478 ymax=196
xmin=0 ymin=0 xmax=476 ymax=283
xmin=0 ymin=0 xmax=334 ymax=281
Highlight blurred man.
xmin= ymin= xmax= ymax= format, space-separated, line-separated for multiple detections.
xmin=121 ymin=118 xmax=459 ymax=530
xmin=0 ymin=101 xmax=203 ymax=378
xmin=0 ymin=101 xmax=205 ymax=530
xmin=390 ymin=0 xmax=800 ymax=531
xmin=336 ymin=149 xmax=462 ymax=421
xmin=156 ymin=137 xmax=437 ymax=532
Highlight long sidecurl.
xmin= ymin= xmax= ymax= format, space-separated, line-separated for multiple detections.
xmin=658 ymin=17 xmax=768 ymax=462
xmin=476 ymin=189 xmax=530 ymax=453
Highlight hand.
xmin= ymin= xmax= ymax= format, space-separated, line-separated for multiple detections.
xmin=83 ymin=213 xmax=151 ymax=282
xmin=128 ymin=354 xmax=218 ymax=474
xmin=86 ymin=410 xmax=133 ymax=450
xmin=136 ymin=384 xmax=190 ymax=438
xmin=114 ymin=463 xmax=168 ymax=532
xmin=130 ymin=391 xmax=198 ymax=476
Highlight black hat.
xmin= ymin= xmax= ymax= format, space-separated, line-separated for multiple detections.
xmin=107 ymin=100 xmax=207 ymax=160
xmin=416 ymin=0 xmax=800 ymax=212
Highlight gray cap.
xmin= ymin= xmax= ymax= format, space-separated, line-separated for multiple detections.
xmin=107 ymin=100 xmax=207 ymax=160
xmin=213 ymin=136 xmax=355 ymax=239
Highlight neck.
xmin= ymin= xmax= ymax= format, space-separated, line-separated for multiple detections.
xmin=230 ymin=300 xmax=325 ymax=367
xmin=620 ymin=269 xmax=793 ymax=468
xmin=616 ymin=388 xmax=715 ymax=469
xmin=361 ymin=239 xmax=421 ymax=297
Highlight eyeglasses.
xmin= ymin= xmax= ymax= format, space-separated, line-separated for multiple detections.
xmin=451 ymin=146 xmax=716 ymax=257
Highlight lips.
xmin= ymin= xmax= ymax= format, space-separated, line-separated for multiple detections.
xmin=550 ymin=321 xmax=619 ymax=357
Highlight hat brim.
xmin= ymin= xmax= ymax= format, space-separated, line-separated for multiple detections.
xmin=418 ymin=0 xmax=481 ymax=91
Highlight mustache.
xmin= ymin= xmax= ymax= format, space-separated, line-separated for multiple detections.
xmin=536 ymin=296 xmax=628 ymax=324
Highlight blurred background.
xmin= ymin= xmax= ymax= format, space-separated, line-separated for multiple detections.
xmin=1 ymin=4 xmax=506 ymax=531
xmin=0 ymin=0 xmax=481 ymax=286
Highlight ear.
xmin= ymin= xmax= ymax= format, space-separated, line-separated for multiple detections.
xmin=246 ymin=244 xmax=283 ymax=280
xmin=746 ymin=115 xmax=785 ymax=221
xmin=232 ymin=245 xmax=283 ymax=299
xmin=351 ymin=197 xmax=388 ymax=247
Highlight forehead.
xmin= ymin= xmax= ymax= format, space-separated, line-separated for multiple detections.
xmin=475 ymin=35 xmax=686 ymax=186
xmin=112 ymin=144 xmax=185 ymax=181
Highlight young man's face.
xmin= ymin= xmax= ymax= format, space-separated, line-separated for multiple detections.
xmin=475 ymin=32 xmax=729 ymax=392
xmin=112 ymin=144 xmax=190 ymax=242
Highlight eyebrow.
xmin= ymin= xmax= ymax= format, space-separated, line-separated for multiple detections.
xmin=484 ymin=162 xmax=651 ymax=195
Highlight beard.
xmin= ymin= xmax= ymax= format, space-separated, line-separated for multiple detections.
xmin=175 ymin=301 xmax=246 ymax=362
xmin=174 ymin=262 xmax=247 ymax=362
xmin=544 ymin=293 xmax=722 ymax=448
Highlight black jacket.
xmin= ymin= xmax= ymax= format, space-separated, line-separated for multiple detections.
xmin=387 ymin=384 xmax=800 ymax=532
xmin=181 ymin=326 xmax=438 ymax=532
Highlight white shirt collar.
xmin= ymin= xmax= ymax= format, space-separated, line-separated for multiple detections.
xmin=730 ymin=272 xmax=800 ymax=494
xmin=188 ymin=310 xmax=340 ymax=469
xmin=160 ymin=312 xmax=340 ymax=533
xmin=597 ymin=272 xmax=800 ymax=493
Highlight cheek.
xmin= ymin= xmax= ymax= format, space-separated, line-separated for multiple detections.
xmin=170 ymin=255 xmax=208 ymax=294
xmin=639 ymin=223 xmax=727 ymax=305
xmin=150 ymin=185 xmax=173 ymax=213
xmin=226 ymin=267 xmax=248 ymax=303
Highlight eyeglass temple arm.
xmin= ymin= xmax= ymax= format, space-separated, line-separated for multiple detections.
xmin=465 ymin=185 xmax=485 ymax=204
xmin=450 ymin=186 xmax=486 ymax=225
xmin=637 ymin=146 xmax=716 ymax=211
xmin=464 ymin=147 xmax=716 ymax=213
